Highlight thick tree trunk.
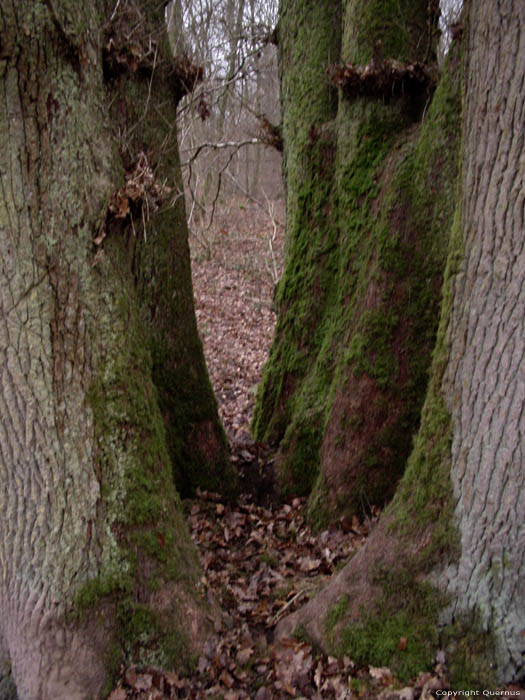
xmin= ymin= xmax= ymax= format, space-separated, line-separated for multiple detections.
xmin=276 ymin=0 xmax=524 ymax=685
xmin=253 ymin=0 xmax=453 ymax=525
xmin=109 ymin=2 xmax=233 ymax=498
xmin=0 ymin=1 xmax=224 ymax=696
xmin=439 ymin=0 xmax=525 ymax=680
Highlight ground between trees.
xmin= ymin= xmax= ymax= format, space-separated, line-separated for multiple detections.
xmin=0 ymin=0 xmax=523 ymax=696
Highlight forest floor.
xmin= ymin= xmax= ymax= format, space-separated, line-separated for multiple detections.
xmin=109 ymin=199 xmax=522 ymax=699
xmin=190 ymin=197 xmax=284 ymax=455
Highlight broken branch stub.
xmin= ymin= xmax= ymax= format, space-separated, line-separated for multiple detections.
xmin=170 ymin=55 xmax=205 ymax=105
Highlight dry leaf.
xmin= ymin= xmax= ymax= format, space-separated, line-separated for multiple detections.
xmin=236 ymin=647 xmax=254 ymax=665
xmin=219 ymin=670 xmax=234 ymax=688
xmin=133 ymin=673 xmax=152 ymax=691
xmin=369 ymin=666 xmax=393 ymax=683
xmin=108 ymin=689 xmax=127 ymax=700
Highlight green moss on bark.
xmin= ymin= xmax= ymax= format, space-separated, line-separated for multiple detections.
xmin=342 ymin=0 xmax=435 ymax=65
xmin=314 ymin=48 xmax=470 ymax=680
xmin=389 ymin=192 xmax=465 ymax=558
xmin=72 ymin=9 xmax=218 ymax=667
xmin=255 ymin=24 xmax=461 ymax=522
xmin=324 ymin=567 xmax=443 ymax=681
xmin=107 ymin=15 xmax=235 ymax=500
xmin=116 ymin=600 xmax=192 ymax=669
xmin=78 ymin=249 xmax=206 ymax=672
xmin=0 ymin=3 xmax=217 ymax=694
xmin=441 ymin=617 xmax=497 ymax=689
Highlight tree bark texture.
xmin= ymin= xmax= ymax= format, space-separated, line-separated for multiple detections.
xmin=276 ymin=0 xmax=524 ymax=684
xmin=253 ymin=0 xmax=455 ymax=524
xmin=0 ymin=1 xmax=220 ymax=696
xmin=440 ymin=0 xmax=525 ymax=680
xmin=107 ymin=1 xmax=234 ymax=499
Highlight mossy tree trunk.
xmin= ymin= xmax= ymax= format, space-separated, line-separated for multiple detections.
xmin=105 ymin=1 xmax=233 ymax=499
xmin=276 ymin=0 xmax=525 ymax=685
xmin=253 ymin=0 xmax=455 ymax=525
xmin=0 ymin=1 xmax=230 ymax=697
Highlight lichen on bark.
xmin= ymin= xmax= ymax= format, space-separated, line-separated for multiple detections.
xmin=0 ymin=1 xmax=221 ymax=696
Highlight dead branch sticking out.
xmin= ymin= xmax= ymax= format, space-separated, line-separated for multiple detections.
xmin=103 ymin=33 xmax=158 ymax=80
xmin=102 ymin=0 xmax=205 ymax=98
xmin=328 ymin=57 xmax=436 ymax=101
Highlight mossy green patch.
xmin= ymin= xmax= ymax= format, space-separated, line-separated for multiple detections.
xmin=80 ymin=236 xmax=203 ymax=672
xmin=389 ymin=165 xmax=465 ymax=562
xmin=343 ymin=0 xmax=435 ymax=65
xmin=317 ymin=45 xmax=469 ymax=680
xmin=441 ymin=618 xmax=497 ymax=689
xmin=328 ymin=570 xmax=442 ymax=681
xmin=345 ymin=309 xmax=399 ymax=390
xmin=74 ymin=573 xmax=133 ymax=612
xmin=102 ymin=643 xmax=123 ymax=699
xmin=342 ymin=606 xmax=433 ymax=681
xmin=278 ymin=412 xmax=324 ymax=496
xmin=325 ymin=594 xmax=349 ymax=643
xmin=110 ymin=46 xmax=235 ymax=501
xmin=116 ymin=600 xmax=190 ymax=669
xmin=254 ymin=19 xmax=462 ymax=525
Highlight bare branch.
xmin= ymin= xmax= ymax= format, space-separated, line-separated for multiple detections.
xmin=181 ymin=138 xmax=263 ymax=165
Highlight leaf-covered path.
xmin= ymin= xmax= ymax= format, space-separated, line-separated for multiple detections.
xmin=108 ymin=200 xmax=514 ymax=698
xmin=110 ymin=486 xmax=453 ymax=699
xmin=191 ymin=199 xmax=283 ymax=453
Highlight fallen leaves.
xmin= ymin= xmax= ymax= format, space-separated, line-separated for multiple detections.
xmin=94 ymin=152 xmax=172 ymax=247
xmin=190 ymin=198 xmax=284 ymax=453
xmin=189 ymin=492 xmax=367 ymax=631
xmin=107 ymin=199 xmax=461 ymax=698
xmin=109 ymin=489 xmax=383 ymax=699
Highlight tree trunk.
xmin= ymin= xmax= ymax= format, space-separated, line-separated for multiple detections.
xmin=276 ymin=0 xmax=524 ymax=685
xmin=439 ymin=0 xmax=525 ymax=681
xmin=216 ymin=0 xmax=246 ymax=137
xmin=109 ymin=2 xmax=233 ymax=499
xmin=0 ymin=1 xmax=226 ymax=696
xmin=253 ymin=0 xmax=452 ymax=526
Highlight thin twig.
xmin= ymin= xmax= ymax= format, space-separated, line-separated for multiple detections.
xmin=268 ymin=590 xmax=308 ymax=626
xmin=110 ymin=0 xmax=122 ymax=22
xmin=181 ymin=138 xmax=262 ymax=166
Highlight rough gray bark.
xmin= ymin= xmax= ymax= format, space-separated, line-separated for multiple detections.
xmin=0 ymin=3 xmax=114 ymax=695
xmin=440 ymin=0 xmax=525 ymax=680
xmin=0 ymin=1 xmax=215 ymax=696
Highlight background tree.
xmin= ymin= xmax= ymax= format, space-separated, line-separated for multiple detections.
xmin=273 ymin=0 xmax=524 ymax=685
xmin=0 ymin=0 xmax=233 ymax=696
xmin=170 ymin=0 xmax=283 ymax=243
